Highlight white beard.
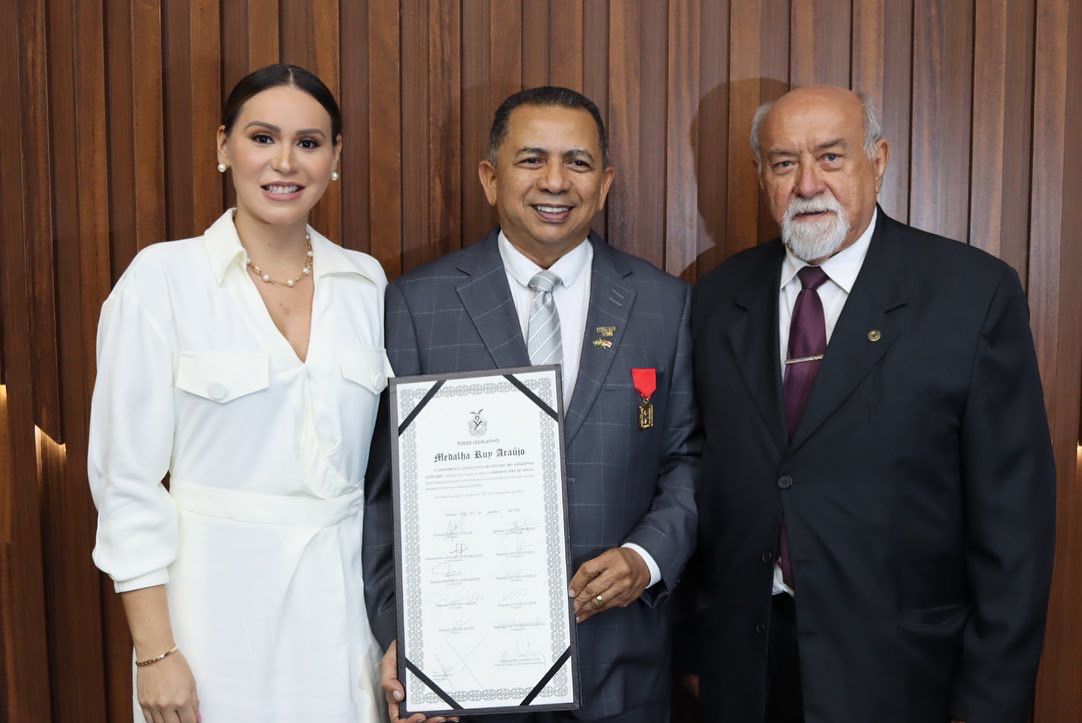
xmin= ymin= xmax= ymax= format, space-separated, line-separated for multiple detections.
xmin=781 ymin=194 xmax=851 ymax=263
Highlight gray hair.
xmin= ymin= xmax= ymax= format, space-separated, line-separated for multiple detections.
xmin=749 ymin=91 xmax=882 ymax=166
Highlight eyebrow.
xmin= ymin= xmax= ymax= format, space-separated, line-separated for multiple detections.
xmin=766 ymin=137 xmax=849 ymax=159
xmin=243 ymin=121 xmax=326 ymax=137
xmin=514 ymin=146 xmax=595 ymax=161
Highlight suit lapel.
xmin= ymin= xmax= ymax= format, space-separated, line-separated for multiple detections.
xmin=727 ymin=242 xmax=788 ymax=454
xmin=455 ymin=231 xmax=531 ymax=369
xmin=564 ymin=235 xmax=635 ymax=444
xmin=788 ymin=212 xmax=909 ymax=453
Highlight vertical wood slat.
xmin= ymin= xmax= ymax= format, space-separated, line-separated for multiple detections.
xmin=607 ymin=0 xmax=667 ymax=267
xmin=851 ymin=0 xmax=913 ymax=222
xmin=909 ymin=0 xmax=974 ymax=242
xmin=665 ymin=0 xmax=700 ymax=280
xmin=339 ymin=0 xmax=370 ymax=253
xmin=789 ymin=0 xmax=851 ymax=88
xmin=582 ymin=0 xmax=609 ymax=241
xmin=727 ymin=0 xmax=790 ymax=257
xmin=19 ymin=0 xmax=62 ymax=442
xmin=522 ymin=0 xmax=551 ymax=88
xmin=400 ymin=0 xmax=432 ymax=272
xmin=693 ymin=0 xmax=731 ymax=279
xmin=428 ymin=0 xmax=462 ymax=256
xmin=548 ymin=0 xmax=584 ymax=91
xmin=967 ymin=0 xmax=1034 ymax=279
xmin=0 ymin=0 xmax=52 ymax=718
xmin=367 ymin=0 xmax=402 ymax=275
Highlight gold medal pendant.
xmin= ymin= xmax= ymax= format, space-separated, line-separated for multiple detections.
xmin=638 ymin=399 xmax=654 ymax=429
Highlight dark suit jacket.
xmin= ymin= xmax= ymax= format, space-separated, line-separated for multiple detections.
xmin=363 ymin=230 xmax=699 ymax=719
xmin=690 ymin=210 xmax=1055 ymax=723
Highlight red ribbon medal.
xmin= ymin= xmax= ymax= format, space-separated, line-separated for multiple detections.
xmin=631 ymin=368 xmax=656 ymax=429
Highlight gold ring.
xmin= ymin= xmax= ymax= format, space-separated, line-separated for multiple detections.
xmin=594 ymin=594 xmax=605 ymax=607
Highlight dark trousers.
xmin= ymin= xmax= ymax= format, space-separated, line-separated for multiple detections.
xmin=766 ymin=593 xmax=804 ymax=723
xmin=477 ymin=701 xmax=670 ymax=723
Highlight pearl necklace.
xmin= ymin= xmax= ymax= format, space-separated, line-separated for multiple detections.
xmin=245 ymin=234 xmax=313 ymax=288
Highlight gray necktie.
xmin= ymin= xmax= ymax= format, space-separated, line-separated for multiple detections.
xmin=527 ymin=270 xmax=562 ymax=366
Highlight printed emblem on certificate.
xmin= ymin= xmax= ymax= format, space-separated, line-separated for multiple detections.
xmin=390 ymin=366 xmax=579 ymax=717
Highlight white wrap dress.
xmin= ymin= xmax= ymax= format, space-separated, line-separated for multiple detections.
xmin=88 ymin=211 xmax=391 ymax=722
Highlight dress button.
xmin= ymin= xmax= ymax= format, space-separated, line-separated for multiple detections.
xmin=372 ymin=372 xmax=386 ymax=389
xmin=755 ymin=622 xmax=767 ymax=635
xmin=777 ymin=475 xmax=793 ymax=490
xmin=761 ymin=551 xmax=774 ymax=564
xmin=206 ymin=383 xmax=228 ymax=401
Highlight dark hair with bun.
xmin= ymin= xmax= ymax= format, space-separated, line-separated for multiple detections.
xmin=221 ymin=63 xmax=342 ymax=141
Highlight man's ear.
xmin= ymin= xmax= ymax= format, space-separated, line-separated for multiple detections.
xmin=873 ymin=138 xmax=890 ymax=192
xmin=596 ymin=167 xmax=616 ymax=211
xmin=478 ymin=159 xmax=499 ymax=206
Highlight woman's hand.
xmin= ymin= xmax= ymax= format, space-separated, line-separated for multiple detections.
xmin=136 ymin=649 xmax=200 ymax=723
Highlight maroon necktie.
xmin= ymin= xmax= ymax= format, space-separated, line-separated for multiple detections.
xmin=778 ymin=265 xmax=829 ymax=589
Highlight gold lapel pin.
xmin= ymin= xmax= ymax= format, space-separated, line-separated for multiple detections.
xmin=596 ymin=326 xmax=616 ymax=338
xmin=592 ymin=338 xmax=613 ymax=349
xmin=867 ymin=329 xmax=882 ymax=342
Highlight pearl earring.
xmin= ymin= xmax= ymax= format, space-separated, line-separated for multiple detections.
xmin=217 ymin=163 xmax=227 ymax=173
xmin=330 ymin=170 xmax=340 ymax=181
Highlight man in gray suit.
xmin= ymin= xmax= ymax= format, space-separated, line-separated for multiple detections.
xmin=362 ymin=86 xmax=699 ymax=723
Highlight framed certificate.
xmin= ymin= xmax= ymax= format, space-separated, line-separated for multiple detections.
xmin=390 ymin=366 xmax=580 ymax=717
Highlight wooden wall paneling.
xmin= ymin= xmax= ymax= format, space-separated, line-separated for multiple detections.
xmin=339 ymin=0 xmax=370 ymax=253
xmin=582 ymin=0 xmax=609 ymax=240
xmin=789 ymin=0 xmax=850 ymax=88
xmin=130 ymin=1 xmax=167 ymax=255
xmin=726 ymin=0 xmax=790 ymax=256
xmin=692 ymin=0 xmax=731 ymax=279
xmin=400 ymin=0 xmax=433 ymax=272
xmin=548 ymin=0 xmax=584 ymax=91
xmin=0 ymin=1 xmax=52 ymax=718
xmin=665 ymin=0 xmax=700 ymax=280
xmin=967 ymin=0 xmax=1034 ymax=278
xmin=106 ymin=0 xmax=140 ymax=276
xmin=163 ymin=0 xmax=222 ymax=241
xmin=1030 ymin=0 xmax=1082 ymax=720
xmin=606 ymin=0 xmax=667 ymax=266
xmin=460 ymin=0 xmax=522 ymax=249
xmin=42 ymin=0 xmax=113 ymax=719
xmin=367 ymin=0 xmax=402 ymax=275
xmin=909 ymin=0 xmax=974 ymax=242
xmin=222 ymin=0 xmax=280 ymax=95
xmin=19 ymin=0 xmax=62 ymax=441
xmin=522 ymin=0 xmax=552 ymax=88
xmin=428 ymin=0 xmax=462 ymax=257
xmin=851 ymin=0 xmax=913 ymax=222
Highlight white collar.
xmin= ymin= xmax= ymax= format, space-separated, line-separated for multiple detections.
xmin=497 ymin=231 xmax=592 ymax=290
xmin=203 ymin=209 xmax=377 ymax=285
xmin=779 ymin=207 xmax=877 ymax=293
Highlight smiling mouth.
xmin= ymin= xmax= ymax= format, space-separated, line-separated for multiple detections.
xmin=531 ymin=204 xmax=575 ymax=222
xmin=262 ymin=184 xmax=303 ymax=196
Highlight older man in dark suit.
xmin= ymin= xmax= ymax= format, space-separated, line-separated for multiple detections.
xmin=691 ymin=85 xmax=1056 ymax=723
xmin=363 ymin=86 xmax=698 ymax=723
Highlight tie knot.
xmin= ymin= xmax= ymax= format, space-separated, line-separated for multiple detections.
xmin=529 ymin=270 xmax=561 ymax=294
xmin=797 ymin=265 xmax=829 ymax=291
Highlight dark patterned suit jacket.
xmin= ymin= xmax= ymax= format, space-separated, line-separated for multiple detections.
xmin=362 ymin=229 xmax=699 ymax=719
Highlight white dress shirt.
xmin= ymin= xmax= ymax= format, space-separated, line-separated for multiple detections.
xmin=498 ymin=232 xmax=661 ymax=588
xmin=773 ymin=209 xmax=876 ymax=595
xmin=88 ymin=210 xmax=390 ymax=721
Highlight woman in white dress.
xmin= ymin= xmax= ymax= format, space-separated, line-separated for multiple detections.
xmin=88 ymin=64 xmax=389 ymax=723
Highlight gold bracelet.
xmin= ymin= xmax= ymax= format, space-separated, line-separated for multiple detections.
xmin=135 ymin=645 xmax=178 ymax=667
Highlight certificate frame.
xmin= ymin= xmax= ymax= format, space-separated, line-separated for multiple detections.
xmin=390 ymin=366 xmax=580 ymax=717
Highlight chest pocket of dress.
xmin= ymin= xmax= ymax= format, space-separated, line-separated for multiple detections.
xmin=335 ymin=348 xmax=392 ymax=394
xmin=175 ymin=352 xmax=270 ymax=403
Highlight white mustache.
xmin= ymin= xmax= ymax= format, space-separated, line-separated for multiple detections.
xmin=784 ymin=195 xmax=843 ymax=221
